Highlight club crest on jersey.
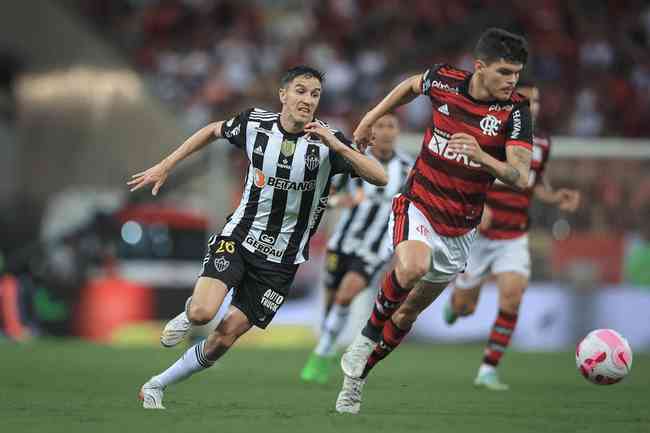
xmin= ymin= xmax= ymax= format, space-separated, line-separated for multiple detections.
xmin=305 ymin=152 xmax=320 ymax=171
xmin=214 ymin=256 xmax=230 ymax=273
xmin=281 ymin=139 xmax=296 ymax=157
xmin=479 ymin=114 xmax=501 ymax=137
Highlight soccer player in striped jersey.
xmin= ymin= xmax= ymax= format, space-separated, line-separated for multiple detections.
xmin=300 ymin=114 xmax=413 ymax=384
xmin=128 ymin=66 xmax=388 ymax=409
xmin=443 ymin=82 xmax=581 ymax=390
xmin=335 ymin=28 xmax=534 ymax=414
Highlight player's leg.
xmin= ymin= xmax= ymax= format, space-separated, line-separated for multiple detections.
xmin=302 ymin=269 xmax=369 ymax=384
xmin=140 ymin=305 xmax=251 ymax=409
xmin=443 ymin=234 xmax=492 ymax=325
xmin=475 ymin=235 xmax=530 ymax=391
xmin=161 ymin=235 xmax=239 ymax=347
xmin=475 ymin=271 xmax=528 ymax=391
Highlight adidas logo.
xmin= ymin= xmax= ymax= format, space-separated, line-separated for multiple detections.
xmin=438 ymin=104 xmax=449 ymax=115
xmin=253 ymin=145 xmax=264 ymax=155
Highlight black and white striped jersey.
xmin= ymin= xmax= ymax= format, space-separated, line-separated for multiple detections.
xmin=219 ymin=107 xmax=357 ymax=265
xmin=327 ymin=150 xmax=413 ymax=265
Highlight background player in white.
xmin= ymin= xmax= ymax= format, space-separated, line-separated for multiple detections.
xmin=443 ymin=83 xmax=581 ymax=390
xmin=300 ymin=114 xmax=413 ymax=384
xmin=127 ymin=66 xmax=387 ymax=409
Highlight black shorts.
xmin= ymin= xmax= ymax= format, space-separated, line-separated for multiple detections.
xmin=200 ymin=235 xmax=298 ymax=329
xmin=324 ymin=249 xmax=381 ymax=290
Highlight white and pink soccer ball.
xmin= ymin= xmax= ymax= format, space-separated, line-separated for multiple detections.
xmin=576 ymin=329 xmax=633 ymax=385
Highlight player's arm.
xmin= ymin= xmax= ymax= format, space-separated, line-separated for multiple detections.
xmin=354 ymin=74 xmax=422 ymax=150
xmin=533 ymin=175 xmax=581 ymax=212
xmin=447 ymin=133 xmax=531 ymax=190
xmin=329 ymin=185 xmax=365 ymax=208
xmin=127 ymin=121 xmax=223 ymax=195
xmin=305 ymin=122 xmax=388 ymax=186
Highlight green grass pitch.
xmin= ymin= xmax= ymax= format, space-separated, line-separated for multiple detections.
xmin=1 ymin=340 xmax=648 ymax=433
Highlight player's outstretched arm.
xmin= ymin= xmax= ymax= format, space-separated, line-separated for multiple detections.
xmin=533 ymin=177 xmax=581 ymax=212
xmin=447 ymin=133 xmax=531 ymax=190
xmin=305 ymin=122 xmax=388 ymax=186
xmin=354 ymin=74 xmax=422 ymax=151
xmin=127 ymin=121 xmax=223 ymax=195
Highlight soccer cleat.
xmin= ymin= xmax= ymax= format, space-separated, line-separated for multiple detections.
xmin=335 ymin=374 xmax=366 ymax=414
xmin=139 ymin=378 xmax=166 ymax=409
xmin=443 ymin=300 xmax=459 ymax=325
xmin=161 ymin=297 xmax=193 ymax=347
xmin=340 ymin=333 xmax=376 ymax=378
xmin=300 ymin=352 xmax=335 ymax=384
xmin=160 ymin=311 xmax=192 ymax=347
xmin=473 ymin=370 xmax=510 ymax=391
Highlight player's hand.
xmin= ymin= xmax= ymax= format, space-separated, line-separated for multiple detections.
xmin=479 ymin=205 xmax=493 ymax=231
xmin=353 ymin=119 xmax=373 ymax=153
xmin=556 ymin=189 xmax=581 ymax=212
xmin=305 ymin=122 xmax=344 ymax=152
xmin=127 ymin=161 xmax=169 ymax=196
xmin=447 ymin=133 xmax=485 ymax=164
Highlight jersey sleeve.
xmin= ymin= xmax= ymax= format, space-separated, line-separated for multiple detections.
xmin=219 ymin=108 xmax=252 ymax=149
xmin=329 ymin=131 xmax=359 ymax=176
xmin=505 ymin=102 xmax=533 ymax=151
xmin=420 ymin=64 xmax=446 ymax=96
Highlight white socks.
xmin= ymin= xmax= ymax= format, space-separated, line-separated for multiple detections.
xmin=154 ymin=340 xmax=214 ymax=387
xmin=478 ymin=363 xmax=496 ymax=376
xmin=314 ymin=304 xmax=350 ymax=357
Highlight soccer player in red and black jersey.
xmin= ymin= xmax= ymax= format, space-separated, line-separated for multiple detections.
xmin=335 ymin=28 xmax=534 ymax=414
xmin=443 ymin=83 xmax=581 ymax=391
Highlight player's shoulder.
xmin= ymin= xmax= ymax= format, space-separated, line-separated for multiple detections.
xmin=435 ymin=63 xmax=471 ymax=80
xmin=422 ymin=63 xmax=470 ymax=95
xmin=508 ymin=92 xmax=531 ymax=107
xmin=394 ymin=150 xmax=415 ymax=167
xmin=248 ymin=107 xmax=278 ymax=122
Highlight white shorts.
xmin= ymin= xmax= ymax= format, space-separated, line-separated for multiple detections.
xmin=387 ymin=195 xmax=477 ymax=283
xmin=455 ymin=233 xmax=531 ymax=289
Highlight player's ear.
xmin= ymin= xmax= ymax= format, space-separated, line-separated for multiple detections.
xmin=474 ymin=59 xmax=486 ymax=75
xmin=279 ymin=86 xmax=287 ymax=105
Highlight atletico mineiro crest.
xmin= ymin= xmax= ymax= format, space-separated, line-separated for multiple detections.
xmin=281 ymin=139 xmax=296 ymax=157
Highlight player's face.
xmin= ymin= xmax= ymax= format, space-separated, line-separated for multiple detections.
xmin=517 ymin=86 xmax=540 ymax=121
xmin=371 ymin=114 xmax=399 ymax=153
xmin=279 ymin=75 xmax=322 ymax=125
xmin=477 ymin=59 xmax=523 ymax=101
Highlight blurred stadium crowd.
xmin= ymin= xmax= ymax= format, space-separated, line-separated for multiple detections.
xmin=76 ymin=0 xmax=650 ymax=137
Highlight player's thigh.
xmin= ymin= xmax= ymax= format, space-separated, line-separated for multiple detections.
xmin=191 ymin=277 xmax=229 ymax=315
xmin=394 ymin=240 xmax=432 ymax=277
xmin=335 ymin=271 xmax=369 ymax=304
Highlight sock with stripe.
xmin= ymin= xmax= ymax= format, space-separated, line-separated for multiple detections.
xmin=361 ymin=270 xmax=410 ymax=342
xmin=362 ymin=319 xmax=411 ymax=378
xmin=154 ymin=339 xmax=214 ymax=387
xmin=314 ymin=303 xmax=350 ymax=357
xmin=482 ymin=310 xmax=518 ymax=368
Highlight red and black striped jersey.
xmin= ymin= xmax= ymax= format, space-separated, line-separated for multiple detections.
xmin=481 ymin=132 xmax=551 ymax=240
xmin=403 ymin=64 xmax=533 ymax=237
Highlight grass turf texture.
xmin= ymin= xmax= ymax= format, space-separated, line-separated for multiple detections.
xmin=1 ymin=340 xmax=648 ymax=433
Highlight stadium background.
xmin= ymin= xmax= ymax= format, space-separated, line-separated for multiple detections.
xmin=0 ymin=2 xmax=649 ymax=432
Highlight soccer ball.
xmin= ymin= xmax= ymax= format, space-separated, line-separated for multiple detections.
xmin=576 ymin=329 xmax=632 ymax=385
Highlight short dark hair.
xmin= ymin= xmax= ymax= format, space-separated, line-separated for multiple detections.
xmin=280 ymin=65 xmax=325 ymax=88
xmin=474 ymin=28 xmax=528 ymax=65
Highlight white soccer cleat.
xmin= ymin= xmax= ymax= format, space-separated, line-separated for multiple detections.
xmin=335 ymin=375 xmax=366 ymax=414
xmin=139 ymin=378 xmax=166 ymax=409
xmin=340 ymin=333 xmax=376 ymax=378
xmin=160 ymin=311 xmax=192 ymax=347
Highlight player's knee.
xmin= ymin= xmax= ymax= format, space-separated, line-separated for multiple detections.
xmin=500 ymin=288 xmax=524 ymax=313
xmin=187 ymin=304 xmax=214 ymax=325
xmin=459 ymin=299 xmax=478 ymax=316
xmin=395 ymin=260 xmax=429 ymax=288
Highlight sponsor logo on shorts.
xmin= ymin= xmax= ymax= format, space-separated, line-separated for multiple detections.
xmin=416 ymin=224 xmax=431 ymax=237
xmin=261 ymin=289 xmax=285 ymax=313
xmin=214 ymin=256 xmax=230 ymax=273
xmin=245 ymin=236 xmax=284 ymax=258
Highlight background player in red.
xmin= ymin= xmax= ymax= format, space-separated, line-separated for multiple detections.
xmin=443 ymin=82 xmax=581 ymax=390
xmin=335 ymin=28 xmax=533 ymax=414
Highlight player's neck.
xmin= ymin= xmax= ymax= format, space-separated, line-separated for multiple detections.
xmin=371 ymin=145 xmax=394 ymax=162
xmin=468 ymin=74 xmax=493 ymax=102
xmin=279 ymin=112 xmax=306 ymax=135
